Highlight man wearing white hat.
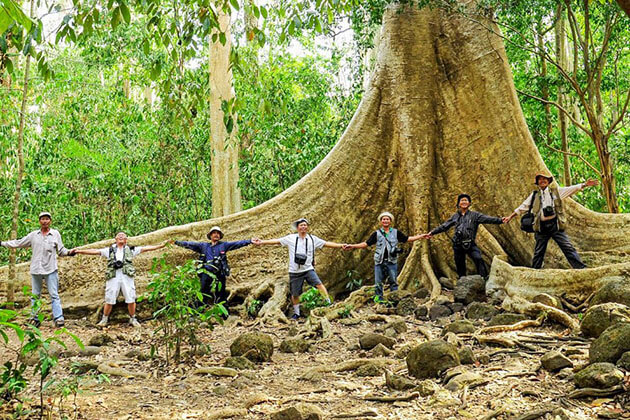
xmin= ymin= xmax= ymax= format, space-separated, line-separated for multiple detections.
xmin=503 ymin=173 xmax=598 ymax=268
xmin=343 ymin=212 xmax=423 ymax=302
xmin=253 ymin=218 xmax=344 ymax=319
xmin=175 ymin=227 xmax=254 ymax=311
xmin=0 ymin=212 xmax=72 ymax=327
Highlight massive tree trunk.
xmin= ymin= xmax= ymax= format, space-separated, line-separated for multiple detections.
xmin=2 ymin=3 xmax=629 ymax=321
xmin=209 ymin=8 xmax=242 ymax=218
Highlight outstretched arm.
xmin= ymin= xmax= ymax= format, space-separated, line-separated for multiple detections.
xmin=253 ymin=239 xmax=281 ymax=246
xmin=323 ymin=241 xmax=344 ymax=249
xmin=174 ymin=240 xmax=204 ymax=253
xmin=477 ymin=213 xmax=504 ymax=225
xmin=343 ymin=241 xmax=368 ymax=250
xmin=429 ymin=214 xmax=458 ymax=236
xmin=140 ymin=240 xmax=173 ymax=253
xmin=406 ymin=235 xmax=424 ymax=242
xmin=223 ymin=239 xmax=254 ymax=251
xmin=559 ymin=179 xmax=599 ymax=199
xmin=1 ymin=232 xmax=34 ymax=249
xmin=72 ymin=249 xmax=102 ymax=256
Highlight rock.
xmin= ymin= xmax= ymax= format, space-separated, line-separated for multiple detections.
xmin=230 ymin=332 xmax=274 ymax=363
xmin=454 ymin=275 xmax=486 ymax=305
xmin=466 ymin=302 xmax=499 ymax=321
xmin=359 ymin=333 xmax=396 ymax=350
xmin=617 ymin=351 xmax=630 ymax=370
xmin=194 ymin=367 xmax=238 ymax=377
xmin=78 ymin=346 xmax=102 ymax=356
xmin=339 ymin=318 xmax=362 ymax=326
xmin=556 ymin=368 xmax=574 ymax=381
xmin=591 ymin=276 xmax=630 ymax=307
xmin=581 ymin=303 xmax=630 ymax=338
xmin=532 ymin=293 xmax=562 ymax=309
xmin=355 ymin=362 xmax=383 ymax=377
xmin=429 ymin=304 xmax=452 ymax=320
xmin=386 ymin=290 xmax=412 ymax=306
xmin=487 ymin=313 xmax=527 ymax=326
xmin=439 ymin=277 xmax=456 ymax=290
xmin=447 ymin=302 xmax=464 ymax=313
xmin=71 ymin=361 xmax=99 ymax=374
xmin=443 ymin=332 xmax=460 ymax=347
xmin=280 ymin=338 xmax=311 ymax=354
xmin=271 ymin=403 xmax=323 ymax=420
xmin=436 ymin=296 xmax=451 ymax=305
xmin=444 ymin=371 xmax=484 ymax=391
xmin=224 ymin=356 xmax=255 ymax=370
xmin=396 ymin=344 xmax=414 ymax=359
xmin=414 ymin=305 xmax=429 ymax=320
xmin=414 ymin=380 xmax=439 ymax=397
xmin=395 ymin=296 xmax=417 ymax=316
xmin=384 ymin=370 xmax=416 ymax=391
xmin=371 ymin=343 xmax=394 ymax=357
xmin=574 ymin=362 xmax=624 ymax=389
xmin=443 ymin=320 xmax=475 ymax=335
xmin=541 ymin=351 xmax=573 ymax=372
xmin=414 ymin=288 xmax=430 ymax=299
xmin=124 ymin=349 xmax=150 ymax=361
xmin=590 ymin=322 xmax=630 ymax=364
xmin=88 ymin=333 xmax=114 ymax=347
xmin=384 ymin=320 xmax=407 ymax=335
xmin=551 ymin=408 xmax=572 ymax=420
xmin=213 ymin=386 xmax=229 ymax=396
xmin=406 ymin=340 xmax=460 ymax=379
xmin=458 ymin=346 xmax=476 ymax=365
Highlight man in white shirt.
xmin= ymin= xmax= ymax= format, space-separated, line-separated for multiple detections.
xmin=1 ymin=212 xmax=72 ymax=327
xmin=253 ymin=218 xmax=344 ymax=319
xmin=73 ymin=232 xmax=169 ymax=327
xmin=504 ymin=173 xmax=598 ymax=269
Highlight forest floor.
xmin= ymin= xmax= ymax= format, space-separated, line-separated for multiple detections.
xmin=1 ymin=291 xmax=629 ymax=420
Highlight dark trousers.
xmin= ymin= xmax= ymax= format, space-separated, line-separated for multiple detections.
xmin=532 ymin=223 xmax=586 ymax=269
xmin=198 ymin=272 xmax=228 ymax=306
xmin=453 ymin=243 xmax=488 ymax=278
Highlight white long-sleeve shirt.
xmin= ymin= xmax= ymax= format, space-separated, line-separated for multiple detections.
xmin=1 ymin=229 xmax=69 ymax=275
xmin=514 ymin=183 xmax=584 ymax=216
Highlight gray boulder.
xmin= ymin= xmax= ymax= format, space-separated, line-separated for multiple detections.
xmin=429 ymin=304 xmax=452 ymax=320
xmin=224 ymin=356 xmax=255 ymax=370
xmin=438 ymin=277 xmax=455 ymax=290
xmin=280 ymin=338 xmax=311 ymax=354
xmin=385 ymin=370 xmax=416 ymax=391
xmin=590 ymin=322 xmax=630 ymax=364
xmin=443 ymin=320 xmax=476 ymax=335
xmin=406 ymin=340 xmax=460 ymax=379
xmin=230 ymin=332 xmax=274 ymax=363
xmin=458 ymin=346 xmax=476 ymax=365
xmin=395 ymin=296 xmax=417 ymax=316
xmin=487 ymin=313 xmax=527 ymax=326
xmin=466 ymin=302 xmax=498 ymax=321
xmin=88 ymin=333 xmax=114 ymax=347
xmin=581 ymin=303 xmax=630 ymax=338
xmin=616 ymin=351 xmax=630 ymax=371
xmin=414 ymin=305 xmax=429 ymax=320
xmin=574 ymin=363 xmax=624 ymax=389
xmin=591 ymin=276 xmax=630 ymax=307
xmin=359 ymin=333 xmax=396 ymax=350
xmin=454 ymin=275 xmax=486 ymax=305
xmin=541 ymin=351 xmax=573 ymax=372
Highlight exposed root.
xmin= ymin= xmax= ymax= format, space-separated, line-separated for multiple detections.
xmin=363 ymin=392 xmax=419 ymax=402
xmin=254 ymin=278 xmax=290 ymax=326
xmin=476 ymin=316 xmax=544 ymax=335
xmin=474 ymin=335 xmax=517 ymax=348
xmin=97 ymin=362 xmax=148 ymax=378
xmin=420 ymin=241 xmax=442 ymax=302
xmin=300 ymin=358 xmax=401 ymax=381
xmin=502 ymin=296 xmax=580 ymax=332
xmin=567 ymin=385 xmax=625 ymax=399
xmin=207 ymin=408 xmax=248 ymax=419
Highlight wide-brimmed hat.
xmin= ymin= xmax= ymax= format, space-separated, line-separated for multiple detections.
xmin=378 ymin=212 xmax=394 ymax=222
xmin=207 ymin=226 xmax=224 ymax=240
xmin=291 ymin=218 xmax=310 ymax=230
xmin=457 ymin=194 xmax=472 ymax=205
xmin=535 ymin=173 xmax=554 ymax=185
xmin=38 ymin=211 xmax=52 ymax=220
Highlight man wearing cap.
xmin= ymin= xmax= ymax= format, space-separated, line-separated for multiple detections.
xmin=72 ymin=232 xmax=170 ymax=327
xmin=0 ymin=212 xmax=73 ymax=327
xmin=343 ymin=212 xmax=424 ymax=302
xmin=174 ymin=227 xmax=254 ymax=310
xmin=503 ymin=174 xmax=598 ymax=269
xmin=253 ymin=218 xmax=344 ymax=319
xmin=420 ymin=195 xmax=504 ymax=279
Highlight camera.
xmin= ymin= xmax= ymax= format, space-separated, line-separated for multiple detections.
xmin=390 ymin=246 xmax=403 ymax=258
xmin=454 ymin=231 xmax=473 ymax=250
xmin=542 ymin=206 xmax=555 ymax=217
xmin=294 ymin=253 xmax=308 ymax=265
xmin=112 ymin=260 xmax=124 ymax=270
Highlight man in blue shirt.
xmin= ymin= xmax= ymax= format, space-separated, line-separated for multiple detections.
xmin=175 ymin=226 xmax=255 ymax=310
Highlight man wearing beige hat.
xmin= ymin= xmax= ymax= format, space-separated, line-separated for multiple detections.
xmin=504 ymin=173 xmax=598 ymax=268
xmin=175 ymin=226 xmax=254 ymax=311
xmin=0 ymin=211 xmax=72 ymax=327
xmin=343 ymin=212 xmax=423 ymax=302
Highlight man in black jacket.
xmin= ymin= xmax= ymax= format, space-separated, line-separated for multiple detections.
xmin=421 ymin=194 xmax=505 ymax=278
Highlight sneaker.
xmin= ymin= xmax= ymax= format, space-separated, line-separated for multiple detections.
xmin=96 ymin=318 xmax=108 ymax=327
xmin=28 ymin=318 xmax=41 ymax=328
xmin=291 ymin=313 xmax=300 ymax=320
xmin=128 ymin=317 xmax=141 ymax=328
xmin=54 ymin=319 xmax=65 ymax=328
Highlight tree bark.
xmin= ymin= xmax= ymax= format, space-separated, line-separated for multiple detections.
xmin=210 ymin=8 xmax=242 ymax=218
xmin=2 ymin=3 xmax=629 ymax=321
xmin=6 ymin=0 xmax=33 ymax=303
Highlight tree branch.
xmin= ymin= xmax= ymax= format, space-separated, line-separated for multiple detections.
xmin=516 ymin=89 xmax=591 ymax=135
xmin=531 ymin=129 xmax=602 ymax=177
xmin=605 ymin=88 xmax=630 ymax=138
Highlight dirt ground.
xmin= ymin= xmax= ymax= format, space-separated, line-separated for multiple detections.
xmin=1 ymin=296 xmax=629 ymax=420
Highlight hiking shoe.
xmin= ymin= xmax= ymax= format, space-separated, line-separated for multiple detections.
xmin=54 ymin=319 xmax=65 ymax=328
xmin=28 ymin=318 xmax=41 ymax=328
xmin=128 ymin=317 xmax=141 ymax=328
xmin=96 ymin=318 xmax=108 ymax=328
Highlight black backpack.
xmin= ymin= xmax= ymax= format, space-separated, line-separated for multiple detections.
xmin=520 ymin=191 xmax=538 ymax=233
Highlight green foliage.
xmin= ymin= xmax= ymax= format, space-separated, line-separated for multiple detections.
xmin=55 ymin=368 xmax=109 ymax=420
xmin=344 ymin=270 xmax=363 ymax=292
xmin=337 ymin=304 xmax=354 ymax=318
xmin=247 ymin=299 xmax=263 ymax=318
xmin=299 ymin=287 xmax=330 ymax=310
xmin=145 ymin=258 xmax=226 ymax=364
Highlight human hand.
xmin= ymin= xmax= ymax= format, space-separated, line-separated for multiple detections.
xmin=68 ymin=248 xmax=77 ymax=256
xmin=501 ymin=216 xmax=510 ymax=224
xmin=342 ymin=244 xmax=352 ymax=251
xmin=584 ymin=179 xmax=598 ymax=188
xmin=252 ymin=238 xmax=262 ymax=246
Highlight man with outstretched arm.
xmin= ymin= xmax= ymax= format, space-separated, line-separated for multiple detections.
xmin=73 ymin=232 xmax=170 ymax=327
xmin=174 ymin=226 xmax=255 ymax=312
xmin=0 ymin=212 xmax=73 ymax=327
xmin=420 ymin=194 xmax=505 ymax=279
xmin=253 ymin=218 xmax=344 ymax=320
xmin=343 ymin=212 xmax=423 ymax=302
xmin=503 ymin=173 xmax=598 ymax=269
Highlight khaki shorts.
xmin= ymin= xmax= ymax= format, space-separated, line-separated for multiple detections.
xmin=105 ymin=275 xmax=136 ymax=304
